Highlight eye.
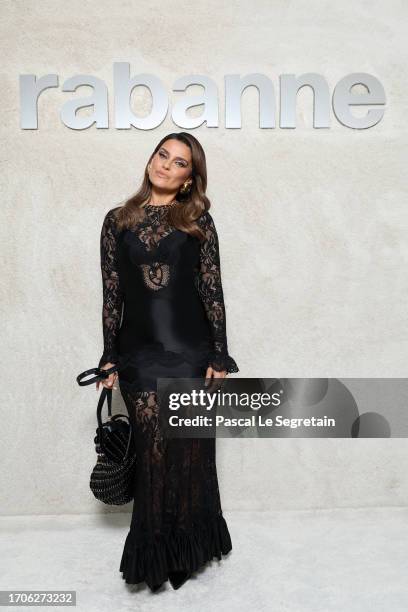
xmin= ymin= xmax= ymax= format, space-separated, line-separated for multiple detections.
xmin=158 ymin=151 xmax=187 ymax=167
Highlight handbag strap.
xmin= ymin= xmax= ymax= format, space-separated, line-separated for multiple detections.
xmin=97 ymin=387 xmax=134 ymax=461
xmin=76 ymin=364 xmax=118 ymax=386
xmin=77 ymin=360 xmax=134 ymax=461
xmin=98 ymin=386 xmax=113 ymax=418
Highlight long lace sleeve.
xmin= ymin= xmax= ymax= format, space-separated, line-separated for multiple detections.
xmin=98 ymin=208 xmax=123 ymax=369
xmin=195 ymin=211 xmax=239 ymax=373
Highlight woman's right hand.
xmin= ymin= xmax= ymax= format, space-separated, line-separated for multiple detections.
xmin=96 ymin=362 xmax=118 ymax=392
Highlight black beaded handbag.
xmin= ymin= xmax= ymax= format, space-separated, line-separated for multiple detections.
xmin=76 ymin=366 xmax=137 ymax=506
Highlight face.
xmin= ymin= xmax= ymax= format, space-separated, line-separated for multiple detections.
xmin=149 ymin=139 xmax=192 ymax=193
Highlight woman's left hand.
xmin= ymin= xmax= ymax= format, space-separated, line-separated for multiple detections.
xmin=204 ymin=366 xmax=227 ymax=392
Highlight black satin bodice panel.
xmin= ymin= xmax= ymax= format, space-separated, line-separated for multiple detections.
xmin=117 ymin=228 xmax=212 ymax=355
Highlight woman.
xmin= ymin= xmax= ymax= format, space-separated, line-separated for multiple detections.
xmin=95 ymin=132 xmax=239 ymax=592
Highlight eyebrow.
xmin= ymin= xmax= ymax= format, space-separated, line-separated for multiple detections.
xmin=160 ymin=147 xmax=190 ymax=164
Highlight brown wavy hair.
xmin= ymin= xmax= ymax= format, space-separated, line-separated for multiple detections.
xmin=114 ymin=132 xmax=211 ymax=241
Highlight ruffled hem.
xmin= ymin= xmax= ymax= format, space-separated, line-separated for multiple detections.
xmin=119 ymin=513 xmax=232 ymax=591
xmin=98 ymin=351 xmax=119 ymax=369
xmin=209 ymin=353 xmax=239 ymax=374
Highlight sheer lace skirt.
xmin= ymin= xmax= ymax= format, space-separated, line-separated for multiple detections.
xmin=117 ymin=363 xmax=232 ymax=591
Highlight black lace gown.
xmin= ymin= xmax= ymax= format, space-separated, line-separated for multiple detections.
xmin=98 ymin=201 xmax=239 ymax=591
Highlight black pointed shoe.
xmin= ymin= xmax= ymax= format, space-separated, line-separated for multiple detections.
xmin=168 ymin=570 xmax=192 ymax=590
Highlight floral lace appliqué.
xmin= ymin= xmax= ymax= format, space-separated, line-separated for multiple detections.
xmin=194 ymin=211 xmax=239 ymax=374
xmin=140 ymin=262 xmax=171 ymax=291
xmin=98 ymin=207 xmax=124 ymax=368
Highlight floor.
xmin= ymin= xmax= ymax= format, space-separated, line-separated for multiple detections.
xmin=0 ymin=507 xmax=407 ymax=611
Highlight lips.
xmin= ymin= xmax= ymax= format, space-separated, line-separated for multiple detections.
xmin=156 ymin=171 xmax=169 ymax=178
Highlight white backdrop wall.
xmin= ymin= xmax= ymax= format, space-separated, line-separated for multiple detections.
xmin=2 ymin=0 xmax=407 ymax=515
